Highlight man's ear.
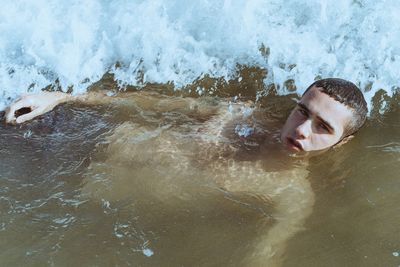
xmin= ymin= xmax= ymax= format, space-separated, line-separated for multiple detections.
xmin=333 ymin=135 xmax=354 ymax=149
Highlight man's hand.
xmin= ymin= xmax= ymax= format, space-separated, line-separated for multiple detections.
xmin=5 ymin=92 xmax=73 ymax=124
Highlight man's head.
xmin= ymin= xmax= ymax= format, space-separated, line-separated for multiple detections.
xmin=281 ymin=78 xmax=368 ymax=152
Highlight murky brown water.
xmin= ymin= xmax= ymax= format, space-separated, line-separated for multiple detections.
xmin=0 ymin=80 xmax=399 ymax=267
xmin=283 ymin=95 xmax=400 ymax=267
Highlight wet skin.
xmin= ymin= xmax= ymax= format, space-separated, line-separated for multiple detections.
xmin=6 ymin=86 xmax=355 ymax=153
xmin=280 ymin=86 xmax=354 ymax=152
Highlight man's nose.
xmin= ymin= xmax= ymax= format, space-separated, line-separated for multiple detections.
xmin=295 ymin=119 xmax=312 ymax=139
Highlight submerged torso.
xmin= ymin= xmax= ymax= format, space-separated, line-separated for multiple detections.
xmin=81 ymin=91 xmax=315 ymax=266
xmin=0 ymin=91 xmax=314 ymax=266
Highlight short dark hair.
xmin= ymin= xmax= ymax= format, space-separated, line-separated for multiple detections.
xmin=303 ymin=78 xmax=368 ymax=137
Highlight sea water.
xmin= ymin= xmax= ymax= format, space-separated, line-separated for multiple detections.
xmin=0 ymin=1 xmax=399 ymax=267
xmin=0 ymin=88 xmax=398 ymax=267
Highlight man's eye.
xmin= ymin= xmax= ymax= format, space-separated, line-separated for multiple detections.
xmin=318 ymin=123 xmax=329 ymax=131
xmin=298 ymin=109 xmax=308 ymax=117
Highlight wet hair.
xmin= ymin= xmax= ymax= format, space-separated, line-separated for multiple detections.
xmin=303 ymin=78 xmax=368 ymax=137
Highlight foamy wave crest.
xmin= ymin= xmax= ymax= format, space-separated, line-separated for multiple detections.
xmin=1 ymin=0 xmax=399 ymax=110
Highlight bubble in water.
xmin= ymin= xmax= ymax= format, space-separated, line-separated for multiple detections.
xmin=142 ymin=248 xmax=154 ymax=257
xmin=235 ymin=124 xmax=254 ymax=137
xmin=23 ymin=130 xmax=32 ymax=138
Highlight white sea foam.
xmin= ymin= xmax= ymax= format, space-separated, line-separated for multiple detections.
xmin=1 ymin=0 xmax=399 ymax=110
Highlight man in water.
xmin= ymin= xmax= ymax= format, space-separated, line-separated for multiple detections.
xmin=4 ymin=78 xmax=367 ymax=266
xmin=5 ymin=78 xmax=367 ymax=151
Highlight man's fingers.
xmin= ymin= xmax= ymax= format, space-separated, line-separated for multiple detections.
xmin=5 ymin=99 xmax=33 ymax=123
xmin=15 ymin=108 xmax=44 ymax=124
xmin=5 ymin=107 xmax=16 ymax=123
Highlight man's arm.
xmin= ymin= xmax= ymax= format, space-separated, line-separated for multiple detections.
xmin=6 ymin=92 xmax=72 ymax=124
xmin=4 ymin=91 xmax=223 ymax=125
xmin=4 ymin=91 xmax=115 ymax=124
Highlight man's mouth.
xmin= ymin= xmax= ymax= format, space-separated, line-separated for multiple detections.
xmin=286 ymin=137 xmax=303 ymax=151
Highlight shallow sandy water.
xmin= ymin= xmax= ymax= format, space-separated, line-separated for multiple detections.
xmin=0 ymin=85 xmax=398 ymax=267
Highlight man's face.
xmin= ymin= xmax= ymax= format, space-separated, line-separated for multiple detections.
xmin=280 ymin=86 xmax=354 ymax=152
